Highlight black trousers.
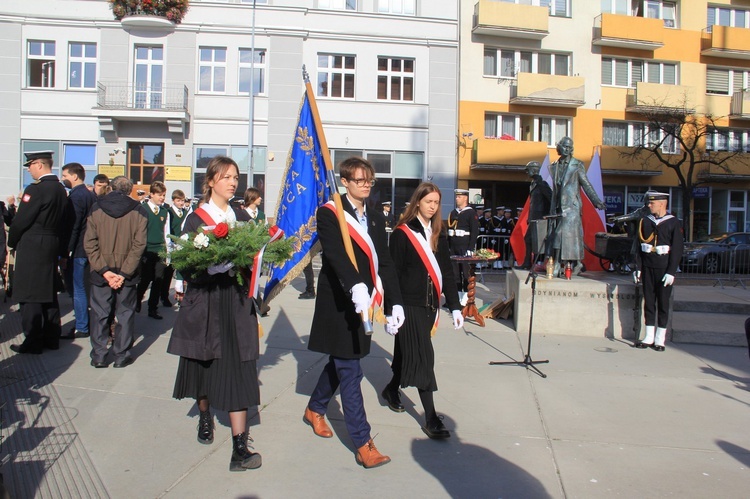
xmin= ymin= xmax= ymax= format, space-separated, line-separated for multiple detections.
xmin=162 ymin=264 xmax=175 ymax=301
xmin=450 ymin=239 xmax=471 ymax=292
xmin=137 ymin=251 xmax=166 ymax=312
xmin=642 ymin=266 xmax=672 ymax=328
xmin=90 ymin=283 xmax=136 ymax=363
xmin=20 ymin=298 xmax=61 ymax=349
xmin=303 ymin=262 xmax=315 ymax=293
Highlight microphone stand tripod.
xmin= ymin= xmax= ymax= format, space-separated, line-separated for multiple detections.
xmin=490 ymin=219 xmax=554 ymax=378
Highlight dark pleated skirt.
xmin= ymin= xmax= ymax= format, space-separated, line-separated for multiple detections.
xmin=394 ymin=305 xmax=438 ymax=392
xmin=172 ymin=285 xmax=260 ymax=412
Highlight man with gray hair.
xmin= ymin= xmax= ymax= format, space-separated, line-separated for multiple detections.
xmin=84 ymin=176 xmax=148 ymax=368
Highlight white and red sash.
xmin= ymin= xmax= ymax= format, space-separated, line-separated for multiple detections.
xmin=322 ymin=201 xmax=384 ymax=320
xmin=397 ymin=225 xmax=443 ymax=335
xmin=248 ymin=225 xmax=284 ymax=300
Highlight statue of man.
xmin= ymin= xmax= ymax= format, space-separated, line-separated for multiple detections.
xmin=547 ymin=137 xmax=606 ymax=276
xmin=519 ymin=161 xmax=552 ymax=269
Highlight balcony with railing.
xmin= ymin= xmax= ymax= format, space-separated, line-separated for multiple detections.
xmin=625 ymin=82 xmax=695 ymax=115
xmin=702 ymin=25 xmax=750 ymax=60
xmin=509 ymin=73 xmax=584 ymax=108
xmin=472 ymin=0 xmax=548 ymax=40
xmin=730 ymin=89 xmax=750 ymax=120
xmin=92 ymin=81 xmax=190 ymax=138
xmin=592 ymin=14 xmax=664 ymax=51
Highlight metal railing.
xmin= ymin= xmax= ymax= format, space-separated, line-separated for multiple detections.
xmin=96 ymin=81 xmax=189 ymax=111
xmin=679 ymin=242 xmax=750 ymax=288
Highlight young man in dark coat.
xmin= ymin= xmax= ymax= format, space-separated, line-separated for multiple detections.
xmin=84 ymin=176 xmax=148 ymax=368
xmin=8 ymin=151 xmax=70 ymax=354
xmin=303 ymin=157 xmax=404 ymax=469
xmin=61 ymin=162 xmax=98 ymax=339
xmin=136 ymin=181 xmax=169 ymax=319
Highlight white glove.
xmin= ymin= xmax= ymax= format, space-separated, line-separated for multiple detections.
xmin=207 ymin=261 xmax=234 ymax=275
xmin=391 ymin=305 xmax=405 ymax=329
xmin=384 ymin=316 xmax=399 ymax=336
xmin=351 ymin=283 xmax=370 ymax=314
xmin=662 ymin=273 xmax=674 ymax=286
xmin=465 ymin=250 xmax=473 ymax=256
xmin=633 ymin=270 xmax=641 ymax=284
xmin=452 ymin=310 xmax=464 ymax=330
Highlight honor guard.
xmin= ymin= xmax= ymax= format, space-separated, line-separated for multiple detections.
xmin=633 ymin=191 xmax=683 ymax=352
xmin=478 ymin=208 xmax=492 ymax=235
xmin=448 ymin=189 xmax=479 ymax=302
xmin=381 ymin=201 xmax=394 ymax=230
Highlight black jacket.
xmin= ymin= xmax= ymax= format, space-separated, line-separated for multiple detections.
xmin=67 ymin=183 xmax=98 ymax=258
xmin=389 ymin=218 xmax=460 ymax=311
xmin=8 ymin=175 xmax=70 ymax=303
xmin=308 ymin=199 xmax=403 ymax=359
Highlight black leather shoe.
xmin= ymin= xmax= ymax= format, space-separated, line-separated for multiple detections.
xmin=75 ymin=331 xmax=90 ymax=338
xmin=381 ymin=388 xmax=405 ymax=413
xmin=230 ymin=432 xmax=262 ymax=471
xmin=298 ymin=291 xmax=316 ymax=300
xmin=91 ymin=359 xmax=108 ymax=368
xmin=652 ymin=345 xmax=665 ymax=352
xmin=197 ymin=410 xmax=214 ymax=445
xmin=147 ymin=310 xmax=163 ymax=320
xmin=162 ymin=298 xmax=173 ymax=308
xmin=422 ymin=415 xmax=450 ymax=439
xmin=10 ymin=343 xmax=43 ymax=355
xmin=60 ymin=328 xmax=76 ymax=340
xmin=113 ymin=356 xmax=134 ymax=368
xmin=635 ymin=342 xmax=652 ymax=349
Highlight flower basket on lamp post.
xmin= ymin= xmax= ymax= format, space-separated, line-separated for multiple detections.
xmin=109 ymin=0 xmax=190 ymax=25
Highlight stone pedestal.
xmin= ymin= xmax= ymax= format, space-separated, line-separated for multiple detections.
xmin=507 ymin=269 xmax=641 ymax=339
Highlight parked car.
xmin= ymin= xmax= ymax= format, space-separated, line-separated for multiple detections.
xmin=681 ymin=232 xmax=750 ymax=274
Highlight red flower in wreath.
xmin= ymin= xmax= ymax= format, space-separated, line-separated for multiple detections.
xmin=214 ymin=222 xmax=229 ymax=239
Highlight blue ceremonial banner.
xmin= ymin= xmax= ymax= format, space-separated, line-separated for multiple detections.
xmin=262 ymin=93 xmax=331 ymax=305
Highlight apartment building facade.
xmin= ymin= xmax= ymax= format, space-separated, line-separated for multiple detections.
xmin=0 ymin=0 xmax=459 ymax=216
xmin=459 ymin=0 xmax=750 ymax=240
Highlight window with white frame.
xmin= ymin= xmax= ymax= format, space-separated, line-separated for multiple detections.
xmin=485 ymin=113 xmax=570 ymax=146
xmin=198 ymin=47 xmax=226 ymax=93
xmin=707 ymin=5 xmax=750 ymax=30
xmin=500 ymin=0 xmax=570 ymax=17
xmin=603 ymin=120 xmax=679 ymax=153
xmin=707 ymin=128 xmax=750 ymax=153
xmin=239 ymin=48 xmax=266 ymax=95
xmin=319 ymin=0 xmax=356 ymax=10
xmin=601 ymin=0 xmax=630 ymax=15
xmin=69 ymin=42 xmax=96 ymax=89
xmin=377 ymin=57 xmax=414 ymax=101
xmin=706 ymin=67 xmax=749 ymax=95
xmin=484 ymin=48 xmax=570 ymax=78
xmin=602 ymin=58 xmax=677 ymax=87
xmin=28 ymin=40 xmax=55 ymax=88
xmin=378 ymin=0 xmax=415 ymax=15
xmin=645 ymin=0 xmax=676 ymax=27
xmin=317 ymin=54 xmax=355 ymax=99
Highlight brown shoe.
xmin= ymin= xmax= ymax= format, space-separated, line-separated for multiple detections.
xmin=355 ymin=439 xmax=391 ymax=469
xmin=303 ymin=407 xmax=333 ymax=438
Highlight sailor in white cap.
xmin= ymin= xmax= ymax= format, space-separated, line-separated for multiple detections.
xmin=381 ymin=201 xmax=394 ymax=229
xmin=633 ymin=190 xmax=683 ymax=352
xmin=448 ymin=188 xmax=479 ymax=304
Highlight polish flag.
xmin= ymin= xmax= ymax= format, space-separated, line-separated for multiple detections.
xmin=510 ymin=153 xmax=550 ymax=267
xmin=581 ymin=147 xmax=607 ymax=271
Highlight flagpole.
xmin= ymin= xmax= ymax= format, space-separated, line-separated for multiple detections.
xmin=302 ymin=66 xmax=373 ymax=335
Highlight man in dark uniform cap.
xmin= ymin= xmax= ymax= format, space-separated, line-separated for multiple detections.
xmin=634 ymin=190 xmax=683 ymax=352
xmin=447 ymin=188 xmax=479 ymax=304
xmin=9 ymin=151 xmax=70 ymax=354
xmin=381 ymin=201 xmax=394 ymax=230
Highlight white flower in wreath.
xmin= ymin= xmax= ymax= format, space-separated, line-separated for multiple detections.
xmin=193 ymin=232 xmax=210 ymax=249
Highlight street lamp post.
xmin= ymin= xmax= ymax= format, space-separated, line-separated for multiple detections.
xmin=247 ymin=0 xmax=257 ymax=181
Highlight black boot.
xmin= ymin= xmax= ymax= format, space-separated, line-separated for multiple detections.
xmin=197 ymin=410 xmax=214 ymax=445
xmin=422 ymin=415 xmax=451 ymax=439
xmin=230 ymin=432 xmax=262 ymax=471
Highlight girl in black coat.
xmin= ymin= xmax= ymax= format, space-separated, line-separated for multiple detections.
xmin=383 ymin=182 xmax=464 ymax=439
xmin=167 ymin=156 xmax=261 ymax=472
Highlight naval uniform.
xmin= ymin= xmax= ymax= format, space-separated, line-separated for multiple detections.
xmin=636 ymin=214 xmax=683 ymax=328
xmin=8 ymin=175 xmax=70 ymax=350
xmin=447 ymin=206 xmax=478 ymax=292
